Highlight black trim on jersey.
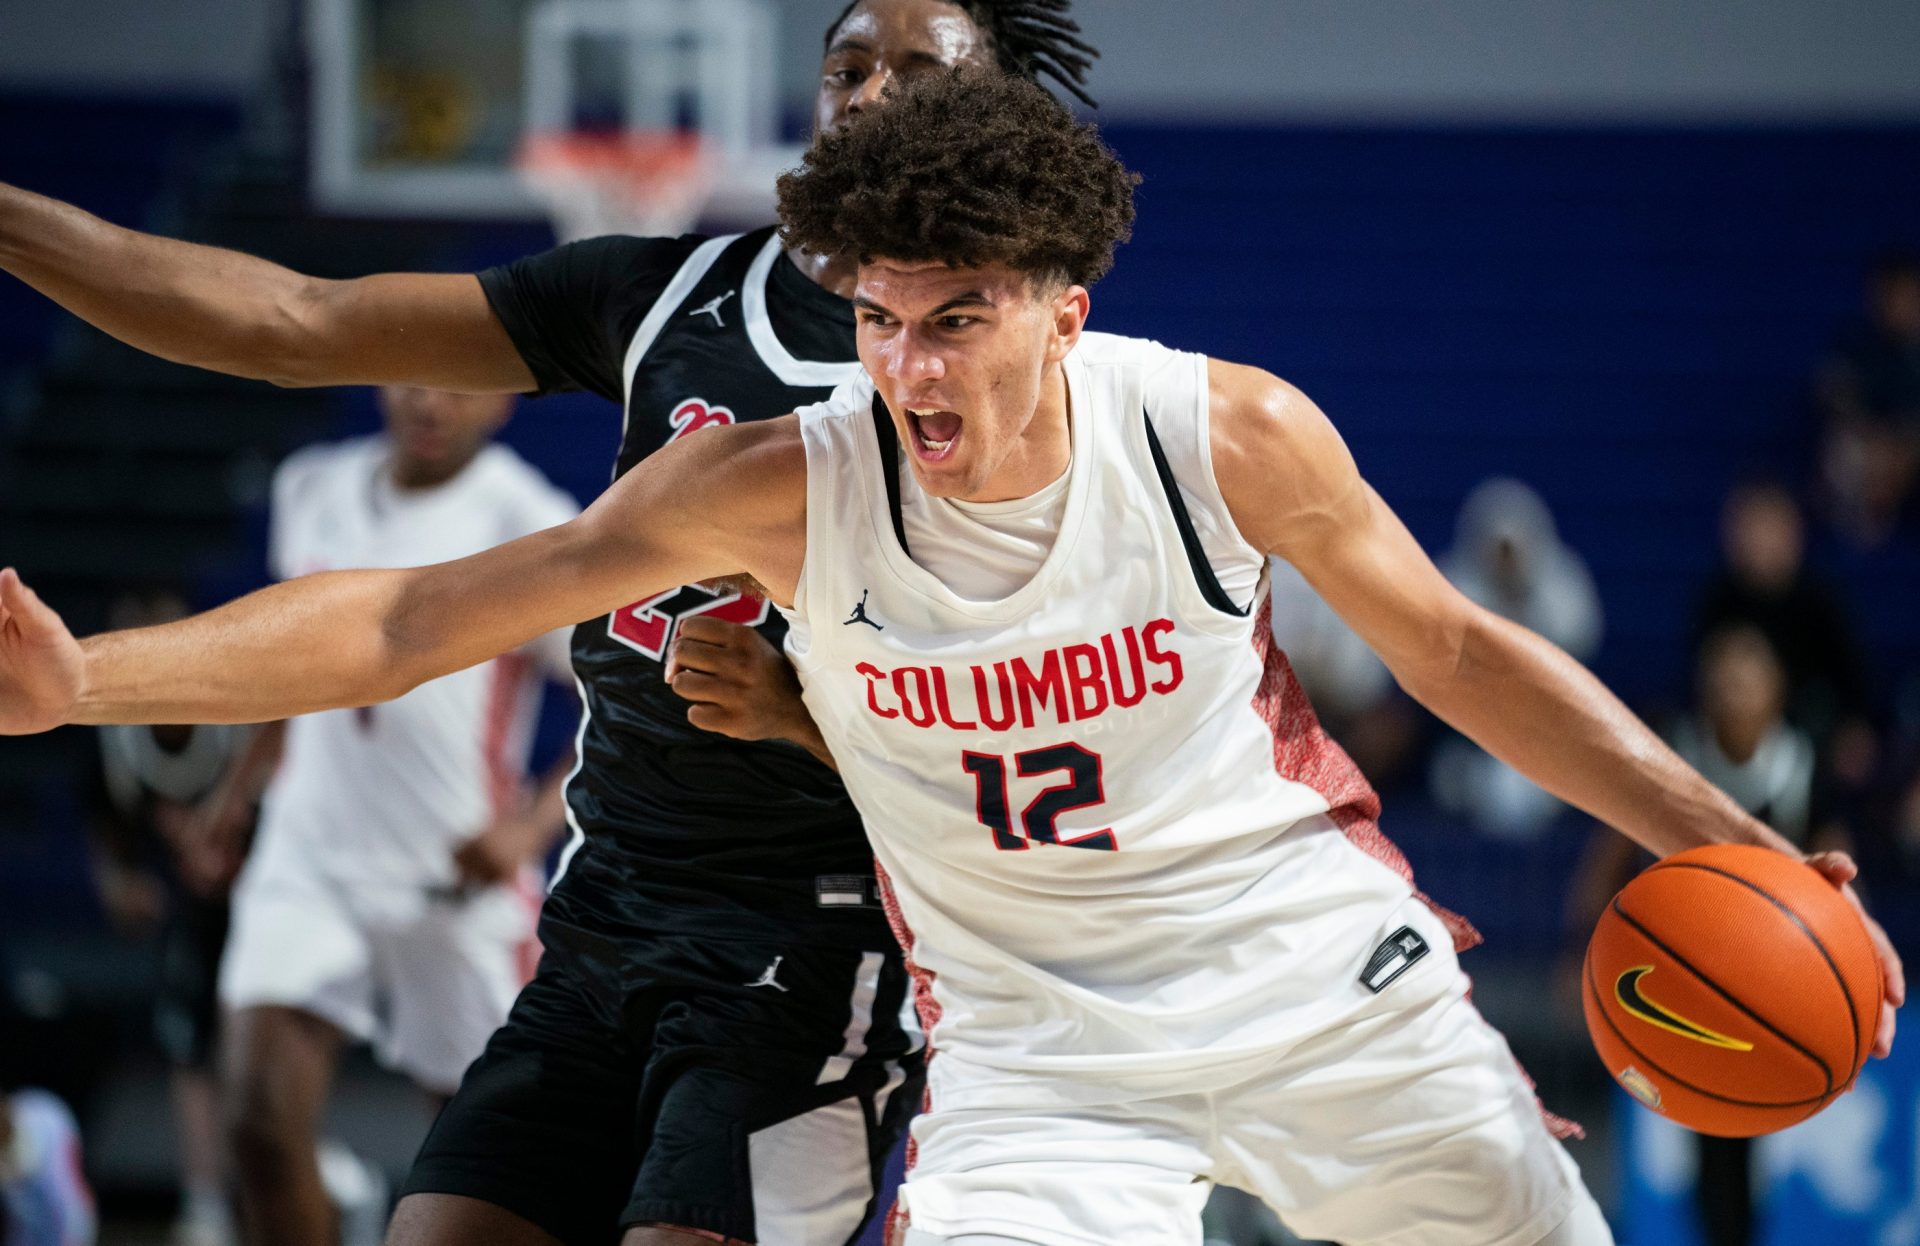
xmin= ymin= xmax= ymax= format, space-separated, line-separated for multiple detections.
xmin=872 ymin=397 xmax=913 ymax=556
xmin=1144 ymin=407 xmax=1249 ymax=617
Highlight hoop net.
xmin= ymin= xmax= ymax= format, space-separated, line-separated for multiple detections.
xmin=518 ymin=130 xmax=714 ymax=241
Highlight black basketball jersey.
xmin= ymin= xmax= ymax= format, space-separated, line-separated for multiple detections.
xmin=479 ymin=226 xmax=888 ymax=950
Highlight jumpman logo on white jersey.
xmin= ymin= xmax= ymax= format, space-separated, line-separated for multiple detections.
xmin=688 ymin=290 xmax=735 ymax=328
xmin=745 ymin=955 xmax=789 ymax=992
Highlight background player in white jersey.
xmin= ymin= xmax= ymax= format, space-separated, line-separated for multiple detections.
xmin=206 ymin=385 xmax=579 ymax=1246
xmin=0 ymin=71 xmax=1904 ymax=1246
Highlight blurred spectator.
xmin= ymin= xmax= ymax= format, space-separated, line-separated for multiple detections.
xmin=1267 ymin=558 xmax=1419 ymax=789
xmin=1566 ymin=624 xmax=1836 ymax=1246
xmin=85 ymin=587 xmax=249 ymax=1246
xmin=0 ymin=1088 xmax=96 ymax=1246
xmin=1818 ymin=250 xmax=1920 ymax=545
xmin=1693 ymin=481 xmax=1875 ymax=786
xmin=1431 ymin=478 xmax=1603 ymax=839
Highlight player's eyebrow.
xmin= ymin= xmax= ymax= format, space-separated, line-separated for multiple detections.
xmin=826 ymin=36 xmax=874 ymax=57
xmin=927 ymin=293 xmax=993 ymax=316
xmin=852 ymin=293 xmax=993 ymax=319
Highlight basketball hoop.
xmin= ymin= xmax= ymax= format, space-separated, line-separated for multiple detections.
xmin=517 ymin=130 xmax=715 ymax=241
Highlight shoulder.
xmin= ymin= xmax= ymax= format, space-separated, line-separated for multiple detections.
xmin=1074 ymin=330 xmax=1186 ymax=375
xmin=1204 ymin=359 xmax=1367 ymax=554
xmin=603 ymin=415 xmax=807 ymax=517
xmin=493 ymin=232 xmax=711 ymax=288
xmin=794 ymin=369 xmax=877 ymax=429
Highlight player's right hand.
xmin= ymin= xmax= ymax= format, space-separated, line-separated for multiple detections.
xmin=0 ymin=568 xmax=82 ymax=735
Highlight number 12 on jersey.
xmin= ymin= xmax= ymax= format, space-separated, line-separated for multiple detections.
xmin=961 ymin=744 xmax=1116 ymax=852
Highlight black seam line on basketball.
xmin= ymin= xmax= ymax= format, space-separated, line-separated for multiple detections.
xmin=1584 ymin=951 xmax=1832 ymax=1111
xmin=1610 ymin=897 xmax=1834 ymax=1098
xmin=1142 ymin=405 xmax=1247 ymax=618
xmin=1647 ymin=860 xmax=1865 ymax=1071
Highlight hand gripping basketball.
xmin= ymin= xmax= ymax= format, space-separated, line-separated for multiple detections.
xmin=0 ymin=568 xmax=83 ymax=735
xmin=1584 ymin=842 xmax=1903 ymax=1137
xmin=1804 ymin=849 xmax=1905 ymax=1061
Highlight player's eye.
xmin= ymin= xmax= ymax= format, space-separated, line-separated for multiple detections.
xmin=938 ymin=315 xmax=978 ymax=329
xmin=858 ymin=311 xmax=895 ymax=327
xmin=827 ymin=67 xmax=864 ymax=89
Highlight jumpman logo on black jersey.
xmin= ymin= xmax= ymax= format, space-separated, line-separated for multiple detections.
xmin=844 ymin=590 xmax=883 ymax=631
xmin=744 ymin=955 xmax=789 ymax=992
xmin=688 ymin=290 xmax=735 ymax=328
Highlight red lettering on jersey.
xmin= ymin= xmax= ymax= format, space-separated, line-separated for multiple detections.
xmin=1062 ymin=643 xmax=1108 ymax=720
xmin=1103 ymin=627 xmax=1149 ymax=708
xmin=931 ymin=667 xmax=979 ymax=731
xmin=666 ymin=398 xmax=737 ymax=442
xmin=854 ymin=621 xmax=1186 ymax=729
xmin=894 ymin=666 xmax=937 ymax=728
xmin=973 ymin=661 xmax=1018 ymax=731
xmin=857 ymin=662 xmax=898 ymax=719
xmin=1012 ymin=651 xmax=1068 ymax=728
xmin=608 ymin=585 xmax=769 ymax=661
xmin=1143 ymin=618 xmax=1183 ymax=694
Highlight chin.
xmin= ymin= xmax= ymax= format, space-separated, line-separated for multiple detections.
xmin=908 ymin=460 xmax=974 ymax=500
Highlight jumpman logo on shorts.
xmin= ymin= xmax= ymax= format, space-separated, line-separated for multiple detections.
xmin=844 ymin=590 xmax=883 ymax=631
xmin=745 ymin=955 xmax=789 ymax=992
xmin=688 ymin=290 xmax=735 ymax=328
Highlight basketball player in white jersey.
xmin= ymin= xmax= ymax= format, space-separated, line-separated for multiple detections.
xmin=209 ymin=386 xmax=579 ymax=1246
xmin=0 ymin=72 xmax=1902 ymax=1246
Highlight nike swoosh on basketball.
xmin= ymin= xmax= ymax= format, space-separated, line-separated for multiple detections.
xmin=1614 ymin=965 xmax=1754 ymax=1051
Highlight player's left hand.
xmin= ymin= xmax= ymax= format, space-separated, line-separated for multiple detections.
xmin=663 ymin=615 xmax=815 ymax=744
xmin=1806 ymin=850 xmax=1904 ymax=1059
xmin=0 ymin=568 xmax=83 ymax=735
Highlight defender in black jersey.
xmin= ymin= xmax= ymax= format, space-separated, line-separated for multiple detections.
xmin=0 ymin=4 xmax=1098 ymax=1243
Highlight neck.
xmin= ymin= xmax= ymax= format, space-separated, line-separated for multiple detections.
xmin=1712 ymin=716 xmax=1767 ymax=765
xmin=970 ymin=364 xmax=1073 ymax=503
xmin=785 ymin=245 xmax=859 ymax=300
xmin=390 ymin=452 xmax=478 ymax=492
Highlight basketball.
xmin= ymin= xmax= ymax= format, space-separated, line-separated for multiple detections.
xmin=1583 ymin=842 xmax=1882 ymax=1137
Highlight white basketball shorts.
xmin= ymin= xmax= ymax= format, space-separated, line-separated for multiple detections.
xmin=219 ymin=840 xmax=538 ymax=1094
xmin=898 ymin=904 xmax=1609 ymax=1246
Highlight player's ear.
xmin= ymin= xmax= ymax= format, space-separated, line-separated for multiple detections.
xmin=1045 ymin=282 xmax=1090 ymax=365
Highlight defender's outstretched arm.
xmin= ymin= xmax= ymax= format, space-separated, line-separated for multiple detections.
xmin=0 ymin=181 xmax=530 ymax=392
xmin=0 ymin=420 xmax=806 ymax=733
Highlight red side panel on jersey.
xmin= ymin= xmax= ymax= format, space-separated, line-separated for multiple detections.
xmin=874 ymin=862 xmax=937 ymax=1246
xmin=482 ymin=652 xmax=535 ymax=817
xmin=1250 ymin=599 xmax=1582 ymax=1140
xmin=1248 ymin=600 xmax=1480 ymax=954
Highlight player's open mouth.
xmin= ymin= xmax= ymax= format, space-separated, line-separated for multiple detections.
xmin=907 ymin=408 xmax=962 ymax=462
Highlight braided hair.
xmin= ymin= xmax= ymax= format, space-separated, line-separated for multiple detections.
xmin=824 ymin=0 xmax=1099 ymax=108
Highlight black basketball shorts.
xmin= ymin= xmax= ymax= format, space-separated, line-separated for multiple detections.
xmin=400 ymin=932 xmax=923 ymax=1245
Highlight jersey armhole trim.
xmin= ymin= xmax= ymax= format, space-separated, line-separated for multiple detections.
xmin=617 ymin=233 xmax=739 ymax=460
xmin=1144 ymin=406 xmax=1249 ymax=618
xmin=871 ymin=397 xmax=913 ymax=556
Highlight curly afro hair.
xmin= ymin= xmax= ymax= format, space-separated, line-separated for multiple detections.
xmin=777 ymin=69 xmax=1138 ymax=289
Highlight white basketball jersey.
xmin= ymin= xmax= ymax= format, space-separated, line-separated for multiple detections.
xmin=786 ymin=333 xmax=1470 ymax=1090
xmin=258 ymin=437 xmax=578 ymax=890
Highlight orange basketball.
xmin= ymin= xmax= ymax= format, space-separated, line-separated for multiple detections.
xmin=1582 ymin=842 xmax=1881 ymax=1137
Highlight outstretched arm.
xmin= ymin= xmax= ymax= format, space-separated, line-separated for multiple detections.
xmin=0 ymin=420 xmax=807 ymax=732
xmin=0 ymin=181 xmax=530 ymax=391
xmin=1207 ymin=358 xmax=1903 ymax=1051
